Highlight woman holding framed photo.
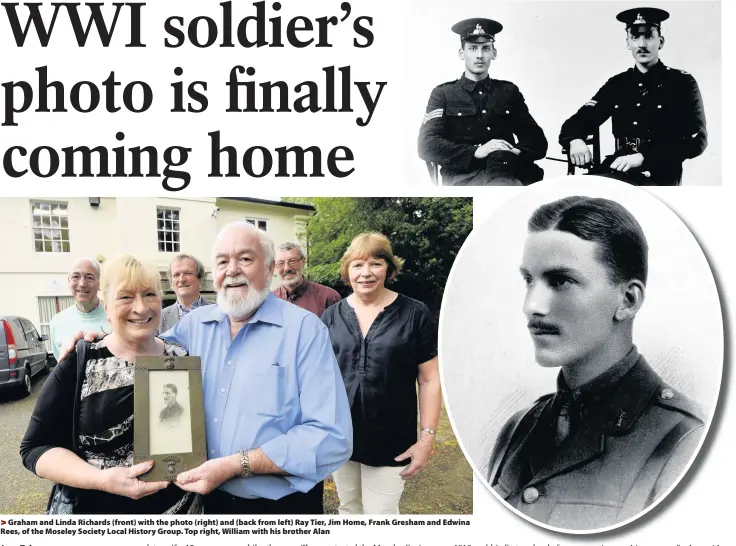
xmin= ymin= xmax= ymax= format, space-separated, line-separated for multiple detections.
xmin=20 ymin=255 xmax=201 ymax=514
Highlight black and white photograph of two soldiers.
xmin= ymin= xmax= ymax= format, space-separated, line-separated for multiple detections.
xmin=410 ymin=1 xmax=720 ymax=187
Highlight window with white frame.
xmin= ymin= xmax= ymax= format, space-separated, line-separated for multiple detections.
xmin=157 ymin=208 xmax=180 ymax=252
xmin=245 ymin=217 xmax=268 ymax=232
xmin=31 ymin=202 xmax=70 ymax=253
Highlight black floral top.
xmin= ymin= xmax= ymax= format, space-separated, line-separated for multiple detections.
xmin=21 ymin=338 xmax=200 ymax=514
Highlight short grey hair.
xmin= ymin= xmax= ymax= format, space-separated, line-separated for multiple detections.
xmin=276 ymin=241 xmax=305 ymax=259
xmin=71 ymin=257 xmax=101 ymax=277
xmin=212 ymin=221 xmax=275 ymax=266
xmin=169 ymin=254 xmax=206 ymax=281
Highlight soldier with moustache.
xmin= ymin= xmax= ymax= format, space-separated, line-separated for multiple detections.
xmin=488 ymin=196 xmax=704 ymax=530
xmin=418 ymin=18 xmax=548 ymax=186
xmin=559 ymin=8 xmax=707 ymax=186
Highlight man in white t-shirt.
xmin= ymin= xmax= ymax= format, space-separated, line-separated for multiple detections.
xmin=49 ymin=258 xmax=107 ymax=362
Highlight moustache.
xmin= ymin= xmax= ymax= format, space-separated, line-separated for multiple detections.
xmin=222 ymin=275 xmax=250 ymax=288
xmin=637 ymin=49 xmax=650 ymax=54
xmin=527 ymin=318 xmax=560 ymax=335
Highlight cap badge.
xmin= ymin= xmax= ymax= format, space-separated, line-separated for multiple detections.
xmin=472 ymin=24 xmax=486 ymax=35
xmin=634 ymin=13 xmax=646 ymax=24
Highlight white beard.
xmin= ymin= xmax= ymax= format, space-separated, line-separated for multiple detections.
xmin=217 ymin=280 xmax=270 ymax=320
xmin=281 ymin=273 xmax=304 ymax=292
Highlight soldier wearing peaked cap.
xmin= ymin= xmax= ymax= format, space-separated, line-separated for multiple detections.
xmin=559 ymin=8 xmax=707 ymax=186
xmin=418 ymin=18 xmax=548 ymax=186
xmin=488 ymin=196 xmax=704 ymax=530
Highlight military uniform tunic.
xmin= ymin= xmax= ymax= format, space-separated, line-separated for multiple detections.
xmin=559 ymin=61 xmax=707 ymax=185
xmin=418 ymin=75 xmax=548 ymax=186
xmin=487 ymin=348 xmax=704 ymax=530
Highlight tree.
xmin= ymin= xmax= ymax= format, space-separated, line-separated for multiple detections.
xmin=282 ymin=197 xmax=472 ymax=318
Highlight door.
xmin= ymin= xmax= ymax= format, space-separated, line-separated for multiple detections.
xmin=37 ymin=296 xmax=75 ymax=353
xmin=20 ymin=319 xmax=45 ymax=374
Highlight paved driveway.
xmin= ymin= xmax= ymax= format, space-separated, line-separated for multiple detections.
xmin=0 ymin=372 xmax=51 ymax=514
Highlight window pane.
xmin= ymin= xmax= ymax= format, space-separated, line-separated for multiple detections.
xmin=32 ymin=203 xmax=42 ymax=216
xmin=174 ymin=242 xmax=180 ymax=252
xmin=246 ymin=219 xmax=255 ymax=225
xmin=32 ymin=217 xmax=41 ymax=228
xmin=34 ymin=240 xmax=43 ymax=252
xmin=258 ymin=220 xmax=267 ymax=231
xmin=172 ymin=221 xmax=179 ymax=232
xmin=157 ymin=219 xmax=164 ymax=229
xmin=60 ymin=216 xmax=68 ymax=228
xmin=42 ymin=215 xmax=50 ymax=227
xmin=43 ymin=240 xmax=52 ymax=252
xmin=33 ymin=228 xmax=42 ymax=240
xmin=165 ymin=220 xmax=172 ymax=230
xmin=157 ymin=209 xmax=164 ymax=220
xmin=173 ymin=232 xmax=179 ymax=242
xmin=171 ymin=210 xmax=179 ymax=221
xmin=51 ymin=216 xmax=60 ymax=228
xmin=52 ymin=240 xmax=62 ymax=253
xmin=40 ymin=203 xmax=50 ymax=212
xmin=158 ymin=241 xmax=165 ymax=252
xmin=61 ymin=229 xmax=69 ymax=241
xmin=62 ymin=241 xmax=70 ymax=252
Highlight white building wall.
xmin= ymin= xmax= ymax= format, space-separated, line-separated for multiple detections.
xmin=0 ymin=197 xmax=313 ymax=331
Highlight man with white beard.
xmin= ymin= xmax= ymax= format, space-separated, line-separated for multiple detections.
xmin=163 ymin=221 xmax=353 ymax=514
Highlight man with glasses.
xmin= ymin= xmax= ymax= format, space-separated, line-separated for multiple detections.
xmin=159 ymin=254 xmax=213 ymax=333
xmin=559 ymin=8 xmax=707 ymax=185
xmin=49 ymin=258 xmax=106 ymax=362
xmin=272 ymin=242 xmax=341 ymax=317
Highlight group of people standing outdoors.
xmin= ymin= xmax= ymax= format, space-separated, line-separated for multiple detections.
xmin=21 ymin=223 xmax=441 ymax=516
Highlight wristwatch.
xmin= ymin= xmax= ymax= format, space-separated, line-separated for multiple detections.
xmin=239 ymin=449 xmax=253 ymax=478
xmin=420 ymin=428 xmax=436 ymax=436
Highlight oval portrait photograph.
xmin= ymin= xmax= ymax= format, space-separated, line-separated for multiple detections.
xmin=440 ymin=177 xmax=722 ymax=533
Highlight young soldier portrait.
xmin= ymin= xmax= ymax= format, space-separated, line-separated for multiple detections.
xmin=559 ymin=8 xmax=707 ymax=185
xmin=486 ymin=196 xmax=704 ymax=529
xmin=418 ymin=18 xmax=547 ymax=186
xmin=439 ymin=180 xmax=722 ymax=532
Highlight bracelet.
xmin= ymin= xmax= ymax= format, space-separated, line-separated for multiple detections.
xmin=420 ymin=428 xmax=436 ymax=436
xmin=239 ymin=449 xmax=253 ymax=478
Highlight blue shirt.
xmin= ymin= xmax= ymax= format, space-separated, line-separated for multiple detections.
xmin=161 ymin=293 xmax=352 ymax=500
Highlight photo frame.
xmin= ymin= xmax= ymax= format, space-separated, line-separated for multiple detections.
xmin=133 ymin=355 xmax=207 ymax=482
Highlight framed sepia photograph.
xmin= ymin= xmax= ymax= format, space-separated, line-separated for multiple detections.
xmin=133 ymin=355 xmax=207 ymax=481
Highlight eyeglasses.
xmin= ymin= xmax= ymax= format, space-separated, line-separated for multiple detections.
xmin=69 ymin=274 xmax=99 ymax=283
xmin=275 ymin=257 xmax=304 ymax=268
